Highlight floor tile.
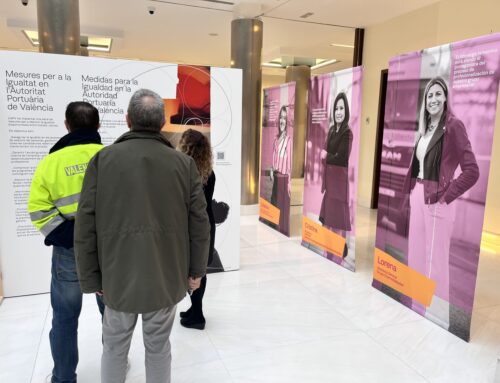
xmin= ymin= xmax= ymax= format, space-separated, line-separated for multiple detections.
xmin=1 ymin=206 xmax=499 ymax=382
xmin=297 ymin=271 xmax=423 ymax=330
xmin=0 ymin=294 xmax=49 ymax=319
xmin=240 ymin=218 xmax=289 ymax=246
xmin=0 ymin=311 xmax=47 ymax=382
xmin=172 ymin=360 xmax=233 ymax=383
xmin=368 ymin=315 xmax=500 ymax=383
xmin=223 ymin=332 xmax=428 ymax=383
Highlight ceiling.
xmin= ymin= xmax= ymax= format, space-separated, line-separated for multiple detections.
xmin=0 ymin=0 xmax=440 ymax=75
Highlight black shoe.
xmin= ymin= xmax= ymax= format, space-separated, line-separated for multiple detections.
xmin=180 ymin=316 xmax=206 ymax=330
xmin=180 ymin=307 xmax=192 ymax=319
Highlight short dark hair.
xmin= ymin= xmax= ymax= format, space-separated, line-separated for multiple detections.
xmin=127 ymin=89 xmax=166 ymax=132
xmin=65 ymin=102 xmax=100 ymax=132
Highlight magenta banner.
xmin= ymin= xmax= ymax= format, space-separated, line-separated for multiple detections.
xmin=302 ymin=67 xmax=363 ymax=271
xmin=259 ymin=83 xmax=295 ymax=236
xmin=373 ymin=33 xmax=500 ymax=341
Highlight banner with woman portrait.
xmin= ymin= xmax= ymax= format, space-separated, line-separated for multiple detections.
xmin=373 ymin=33 xmax=500 ymax=341
xmin=259 ymin=82 xmax=295 ymax=237
xmin=301 ymin=67 xmax=363 ymax=271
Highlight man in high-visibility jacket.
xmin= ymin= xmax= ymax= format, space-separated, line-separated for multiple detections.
xmin=28 ymin=101 xmax=104 ymax=383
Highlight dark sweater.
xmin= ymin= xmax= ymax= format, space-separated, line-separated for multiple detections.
xmin=204 ymin=172 xmax=216 ymax=265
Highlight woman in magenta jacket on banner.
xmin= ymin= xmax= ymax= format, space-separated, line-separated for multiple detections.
xmin=270 ymin=105 xmax=291 ymax=236
xmin=320 ymin=92 xmax=353 ymax=260
xmin=404 ymin=77 xmax=479 ymax=329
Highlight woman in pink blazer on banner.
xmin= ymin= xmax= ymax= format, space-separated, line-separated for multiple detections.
xmin=270 ymin=105 xmax=291 ymax=236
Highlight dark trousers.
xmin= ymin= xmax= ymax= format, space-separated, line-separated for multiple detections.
xmin=270 ymin=171 xmax=290 ymax=236
xmin=50 ymin=246 xmax=104 ymax=383
xmin=188 ymin=275 xmax=207 ymax=319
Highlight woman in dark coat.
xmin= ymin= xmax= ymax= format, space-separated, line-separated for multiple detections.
xmin=319 ymin=92 xmax=353 ymax=244
xmin=177 ymin=129 xmax=215 ymax=330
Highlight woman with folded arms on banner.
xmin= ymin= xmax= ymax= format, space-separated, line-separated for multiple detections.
xmin=270 ymin=105 xmax=291 ymax=236
xmin=320 ymin=92 xmax=352 ymax=262
xmin=404 ymin=77 xmax=479 ymax=328
xmin=177 ymin=129 xmax=215 ymax=330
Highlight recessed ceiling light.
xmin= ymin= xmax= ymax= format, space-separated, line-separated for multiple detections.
xmin=23 ymin=30 xmax=113 ymax=52
xmin=330 ymin=43 xmax=354 ymax=48
xmin=209 ymin=33 xmax=219 ymax=37
xmin=262 ymin=57 xmax=283 ymax=68
xmin=200 ymin=0 xmax=234 ymax=5
xmin=262 ymin=62 xmax=283 ymax=68
xmin=311 ymin=59 xmax=338 ymax=70
xmin=300 ymin=12 xmax=314 ymax=19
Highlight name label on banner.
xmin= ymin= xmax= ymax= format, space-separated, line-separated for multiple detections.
xmin=259 ymin=198 xmax=280 ymax=225
xmin=302 ymin=217 xmax=345 ymax=257
xmin=373 ymin=248 xmax=436 ymax=307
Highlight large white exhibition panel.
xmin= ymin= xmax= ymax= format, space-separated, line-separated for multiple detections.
xmin=210 ymin=68 xmax=242 ymax=273
xmin=0 ymin=51 xmax=242 ymax=297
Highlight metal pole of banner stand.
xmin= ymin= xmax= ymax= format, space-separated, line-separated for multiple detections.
xmin=495 ymin=357 xmax=500 ymax=383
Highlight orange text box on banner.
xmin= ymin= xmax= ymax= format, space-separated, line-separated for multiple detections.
xmin=302 ymin=217 xmax=345 ymax=258
xmin=373 ymin=248 xmax=436 ymax=307
xmin=259 ymin=198 xmax=280 ymax=226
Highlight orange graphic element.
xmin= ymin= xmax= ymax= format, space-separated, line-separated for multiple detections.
xmin=259 ymin=198 xmax=280 ymax=226
xmin=373 ymin=248 xmax=436 ymax=307
xmin=162 ymin=65 xmax=211 ymax=134
xmin=302 ymin=217 xmax=346 ymax=258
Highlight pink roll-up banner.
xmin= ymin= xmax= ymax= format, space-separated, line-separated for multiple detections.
xmin=259 ymin=82 xmax=295 ymax=237
xmin=301 ymin=67 xmax=363 ymax=271
xmin=373 ymin=33 xmax=500 ymax=341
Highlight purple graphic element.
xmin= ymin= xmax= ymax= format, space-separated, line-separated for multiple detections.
xmin=259 ymin=83 xmax=295 ymax=237
xmin=302 ymin=67 xmax=363 ymax=272
xmin=373 ymin=33 xmax=500 ymax=341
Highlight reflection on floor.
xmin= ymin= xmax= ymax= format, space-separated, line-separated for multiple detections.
xmin=1 ymin=206 xmax=500 ymax=382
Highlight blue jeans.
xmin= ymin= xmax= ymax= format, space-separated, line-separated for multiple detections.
xmin=50 ymin=246 xmax=104 ymax=383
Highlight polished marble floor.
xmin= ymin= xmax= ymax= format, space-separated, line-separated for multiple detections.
xmin=1 ymin=206 xmax=500 ymax=382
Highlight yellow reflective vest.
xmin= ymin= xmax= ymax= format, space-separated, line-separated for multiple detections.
xmin=28 ymin=143 xmax=103 ymax=237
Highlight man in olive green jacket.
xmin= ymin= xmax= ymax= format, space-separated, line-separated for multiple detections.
xmin=75 ymin=88 xmax=210 ymax=383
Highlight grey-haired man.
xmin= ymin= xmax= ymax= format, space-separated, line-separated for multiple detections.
xmin=75 ymin=89 xmax=210 ymax=383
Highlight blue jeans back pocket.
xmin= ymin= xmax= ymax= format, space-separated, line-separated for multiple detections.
xmin=54 ymin=247 xmax=79 ymax=282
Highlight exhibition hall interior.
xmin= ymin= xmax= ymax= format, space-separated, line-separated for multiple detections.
xmin=1 ymin=0 xmax=500 ymax=382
